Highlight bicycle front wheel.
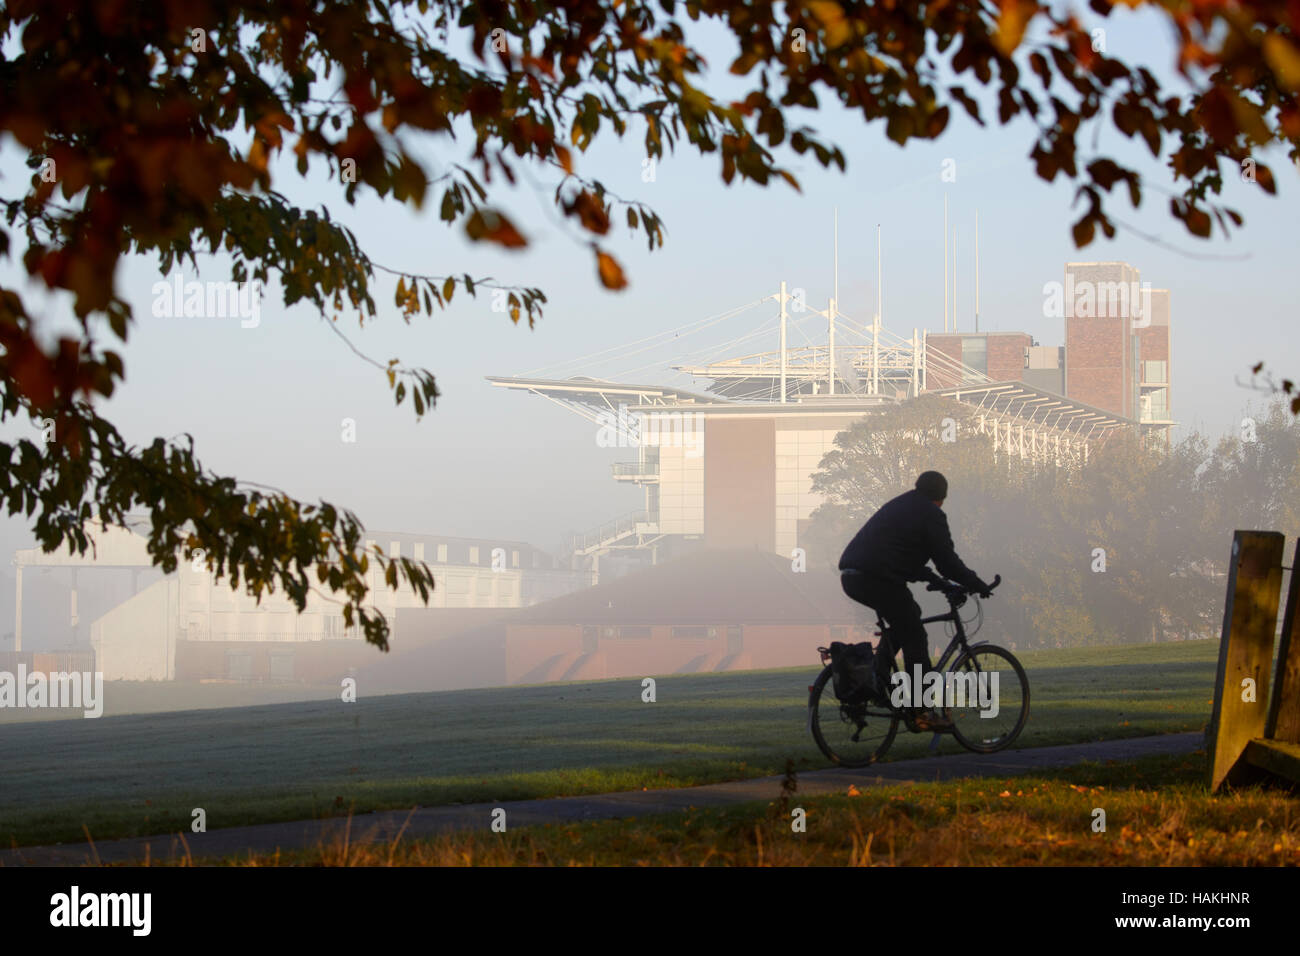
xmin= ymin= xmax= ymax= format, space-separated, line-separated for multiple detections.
xmin=808 ymin=664 xmax=899 ymax=767
xmin=944 ymin=644 xmax=1029 ymax=753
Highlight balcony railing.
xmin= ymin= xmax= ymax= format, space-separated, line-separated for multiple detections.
xmin=611 ymin=460 xmax=659 ymax=478
xmin=568 ymin=509 xmax=652 ymax=554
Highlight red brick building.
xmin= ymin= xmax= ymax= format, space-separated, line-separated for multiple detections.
xmin=921 ymin=261 xmax=1171 ymax=432
xmin=925 ymin=332 xmax=1033 ymax=389
xmin=1063 ymin=262 xmax=1142 ymax=418
xmin=385 ymin=549 xmax=874 ymax=692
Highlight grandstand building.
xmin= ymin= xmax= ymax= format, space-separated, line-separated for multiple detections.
xmin=491 ymin=262 xmax=1173 ymax=574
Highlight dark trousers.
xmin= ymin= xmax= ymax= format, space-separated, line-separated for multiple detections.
xmin=841 ymin=573 xmax=932 ymax=692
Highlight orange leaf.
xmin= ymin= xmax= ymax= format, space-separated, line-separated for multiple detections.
xmin=596 ymin=250 xmax=627 ymax=289
xmin=1263 ymin=35 xmax=1300 ymax=92
xmin=993 ymin=0 xmax=1040 ymax=57
xmin=465 ymin=209 xmax=527 ymax=248
xmin=568 ymin=191 xmax=610 ymax=234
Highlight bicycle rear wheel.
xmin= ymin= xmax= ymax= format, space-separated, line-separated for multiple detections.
xmin=808 ymin=664 xmax=899 ymax=767
xmin=944 ymin=644 xmax=1029 ymax=753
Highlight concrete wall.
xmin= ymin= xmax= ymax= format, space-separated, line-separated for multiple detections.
xmin=775 ymin=425 xmax=840 ymax=559
xmin=1136 ymin=288 xmax=1171 ymax=421
xmin=658 ymin=440 xmax=704 ymax=536
xmin=704 ymin=417 xmax=776 ymax=550
xmin=90 ymin=578 xmax=176 ymax=680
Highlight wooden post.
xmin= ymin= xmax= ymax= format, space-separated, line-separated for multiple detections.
xmin=1207 ymin=531 xmax=1285 ymax=792
xmin=1266 ymin=539 xmax=1300 ymax=744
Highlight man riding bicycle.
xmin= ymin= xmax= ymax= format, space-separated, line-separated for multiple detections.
xmin=839 ymin=471 xmax=994 ymax=732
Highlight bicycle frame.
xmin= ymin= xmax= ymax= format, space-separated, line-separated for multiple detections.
xmin=875 ymin=594 xmax=980 ymax=677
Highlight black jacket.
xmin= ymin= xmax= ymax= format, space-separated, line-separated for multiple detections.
xmin=838 ymin=488 xmax=985 ymax=590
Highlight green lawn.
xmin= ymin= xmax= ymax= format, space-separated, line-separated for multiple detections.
xmin=0 ymin=640 xmax=1219 ymax=848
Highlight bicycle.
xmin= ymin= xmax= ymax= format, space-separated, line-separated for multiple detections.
xmin=809 ymin=574 xmax=1030 ymax=767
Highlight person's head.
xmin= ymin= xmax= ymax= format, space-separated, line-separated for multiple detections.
xmin=915 ymin=471 xmax=948 ymax=507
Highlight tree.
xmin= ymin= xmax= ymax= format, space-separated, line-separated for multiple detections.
xmin=803 ymin=394 xmax=1003 ymax=563
xmin=1200 ymin=399 xmax=1300 ymax=544
xmin=2 ymin=0 xmax=1297 ymax=648
xmin=803 ymin=399 xmax=1267 ymax=648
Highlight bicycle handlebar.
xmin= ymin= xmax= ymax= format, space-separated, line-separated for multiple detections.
xmin=926 ymin=573 xmax=1001 ymax=598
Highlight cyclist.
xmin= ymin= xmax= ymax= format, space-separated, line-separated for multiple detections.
xmin=838 ymin=470 xmax=994 ymax=731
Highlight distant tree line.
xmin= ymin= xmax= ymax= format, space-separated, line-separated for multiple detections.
xmin=804 ymin=396 xmax=1299 ymax=649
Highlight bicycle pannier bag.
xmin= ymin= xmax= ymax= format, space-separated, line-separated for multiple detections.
xmin=829 ymin=641 xmax=877 ymax=701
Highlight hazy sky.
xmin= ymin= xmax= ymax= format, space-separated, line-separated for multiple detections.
xmin=1 ymin=7 xmax=1295 ymax=581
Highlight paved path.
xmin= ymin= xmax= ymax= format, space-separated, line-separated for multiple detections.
xmin=1 ymin=732 xmax=1202 ymax=866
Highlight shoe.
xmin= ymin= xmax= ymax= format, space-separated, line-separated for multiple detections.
xmin=912 ymin=709 xmax=954 ymax=732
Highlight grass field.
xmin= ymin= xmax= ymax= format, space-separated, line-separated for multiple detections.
xmin=190 ymin=753 xmax=1300 ymax=866
xmin=0 ymin=640 xmax=1220 ymax=848
xmin=0 ymin=680 xmax=339 ymax=724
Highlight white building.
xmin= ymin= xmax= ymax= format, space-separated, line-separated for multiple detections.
xmin=13 ymin=519 xmax=591 ymax=681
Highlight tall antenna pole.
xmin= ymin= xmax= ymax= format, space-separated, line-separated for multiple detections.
xmin=953 ymin=226 xmax=958 ymax=333
xmin=832 ymin=209 xmax=838 ymax=396
xmin=943 ymin=195 xmax=949 ymax=333
xmin=833 ymin=208 xmax=839 ymax=310
xmin=779 ymin=280 xmax=788 ymax=404
xmin=828 ymin=296 xmax=836 ymax=395
xmin=975 ymin=210 xmax=980 ymax=334
xmin=874 ymin=224 xmax=882 ymax=397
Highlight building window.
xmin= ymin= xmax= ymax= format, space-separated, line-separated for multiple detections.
xmin=469 ymin=545 xmax=480 ymax=565
xmin=671 ymin=625 xmax=715 ymax=639
xmin=269 ymin=653 xmax=294 ymax=681
xmin=414 ymin=543 xmax=425 ymax=561
xmin=511 ymin=550 xmax=520 ymax=568
xmin=961 ymin=337 xmax=987 ymax=382
xmin=1143 ymin=360 xmax=1167 ymax=383
xmin=436 ymin=543 xmax=447 ymax=563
